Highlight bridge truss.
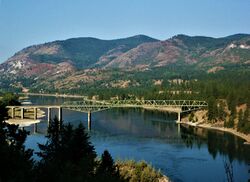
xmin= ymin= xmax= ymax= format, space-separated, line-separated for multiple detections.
xmin=62 ymin=100 xmax=208 ymax=113
xmin=6 ymin=100 xmax=208 ymax=128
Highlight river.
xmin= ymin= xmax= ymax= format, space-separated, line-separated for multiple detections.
xmin=22 ymin=96 xmax=250 ymax=182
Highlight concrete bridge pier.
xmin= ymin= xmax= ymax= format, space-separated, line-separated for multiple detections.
xmin=176 ymin=111 xmax=181 ymax=136
xmin=58 ymin=107 xmax=63 ymax=130
xmin=47 ymin=107 xmax=51 ymax=123
xmin=88 ymin=111 xmax=92 ymax=130
xmin=11 ymin=107 xmax=15 ymax=118
xmin=177 ymin=112 xmax=181 ymax=123
xmin=34 ymin=107 xmax=37 ymax=120
xmin=58 ymin=107 xmax=62 ymax=122
xmin=20 ymin=108 xmax=24 ymax=119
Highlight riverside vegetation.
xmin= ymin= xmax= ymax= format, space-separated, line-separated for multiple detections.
xmin=0 ymin=93 xmax=168 ymax=182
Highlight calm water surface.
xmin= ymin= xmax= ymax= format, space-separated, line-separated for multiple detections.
xmin=23 ymin=96 xmax=250 ymax=182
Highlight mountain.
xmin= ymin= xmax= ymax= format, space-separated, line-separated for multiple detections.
xmin=105 ymin=34 xmax=250 ymax=69
xmin=0 ymin=35 xmax=158 ymax=78
xmin=0 ymin=34 xmax=250 ymax=93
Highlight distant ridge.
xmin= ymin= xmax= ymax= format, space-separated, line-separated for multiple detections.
xmin=0 ymin=33 xmax=249 ymax=91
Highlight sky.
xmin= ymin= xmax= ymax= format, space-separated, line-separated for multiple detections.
xmin=0 ymin=0 xmax=250 ymax=63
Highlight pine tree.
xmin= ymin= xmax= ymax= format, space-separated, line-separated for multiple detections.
xmin=208 ymin=97 xmax=217 ymax=121
xmin=36 ymin=118 xmax=98 ymax=182
xmin=237 ymin=109 xmax=244 ymax=132
xmin=95 ymin=150 xmax=122 ymax=182
xmin=100 ymin=150 xmax=115 ymax=173
xmin=241 ymin=109 xmax=250 ymax=133
xmin=225 ymin=114 xmax=235 ymax=128
xmin=37 ymin=116 xmax=61 ymax=161
xmin=0 ymin=99 xmax=34 ymax=182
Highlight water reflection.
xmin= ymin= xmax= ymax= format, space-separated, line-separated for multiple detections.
xmin=180 ymin=125 xmax=250 ymax=163
xmin=92 ymin=108 xmax=179 ymax=139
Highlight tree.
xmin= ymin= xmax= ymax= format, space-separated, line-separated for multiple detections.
xmin=225 ymin=115 xmax=235 ymax=128
xmin=1 ymin=92 xmax=20 ymax=106
xmin=189 ymin=112 xmax=194 ymax=122
xmin=95 ymin=150 xmax=122 ymax=182
xmin=0 ymin=98 xmax=34 ymax=182
xmin=36 ymin=117 xmax=98 ymax=182
xmin=242 ymin=109 xmax=250 ymax=133
xmin=237 ymin=110 xmax=244 ymax=132
xmin=208 ymin=97 xmax=217 ymax=121
xmin=37 ymin=116 xmax=61 ymax=161
xmin=238 ymin=109 xmax=250 ymax=133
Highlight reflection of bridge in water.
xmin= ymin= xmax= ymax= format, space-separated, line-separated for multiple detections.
xmin=7 ymin=100 xmax=208 ymax=130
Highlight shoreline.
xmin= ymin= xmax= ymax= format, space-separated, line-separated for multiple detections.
xmin=20 ymin=92 xmax=87 ymax=99
xmin=6 ymin=119 xmax=41 ymax=127
xmin=180 ymin=121 xmax=250 ymax=145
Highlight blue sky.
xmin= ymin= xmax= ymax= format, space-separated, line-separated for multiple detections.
xmin=0 ymin=0 xmax=250 ymax=63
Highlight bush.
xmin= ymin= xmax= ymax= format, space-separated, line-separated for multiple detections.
xmin=116 ymin=160 xmax=164 ymax=182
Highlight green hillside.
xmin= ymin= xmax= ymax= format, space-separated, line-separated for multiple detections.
xmin=29 ymin=35 xmax=159 ymax=68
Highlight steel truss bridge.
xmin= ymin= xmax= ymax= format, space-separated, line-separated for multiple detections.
xmin=7 ymin=100 xmax=208 ymax=130
xmin=62 ymin=99 xmax=208 ymax=113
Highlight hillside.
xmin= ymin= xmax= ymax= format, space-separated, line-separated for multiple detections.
xmin=105 ymin=34 xmax=250 ymax=69
xmin=0 ymin=35 xmax=158 ymax=78
xmin=0 ymin=34 xmax=250 ymax=93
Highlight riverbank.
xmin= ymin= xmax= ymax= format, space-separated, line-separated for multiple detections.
xmin=180 ymin=111 xmax=250 ymax=145
xmin=117 ymin=160 xmax=170 ymax=182
xmin=6 ymin=119 xmax=41 ymax=127
xmin=20 ymin=92 xmax=87 ymax=99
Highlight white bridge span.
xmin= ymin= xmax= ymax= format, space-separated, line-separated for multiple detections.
xmin=7 ymin=100 xmax=208 ymax=130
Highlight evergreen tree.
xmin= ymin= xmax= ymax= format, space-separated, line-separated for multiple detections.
xmin=0 ymin=99 xmax=34 ymax=182
xmin=208 ymin=97 xmax=217 ymax=121
xmin=37 ymin=116 xmax=61 ymax=161
xmin=1 ymin=92 xmax=20 ymax=106
xmin=237 ymin=109 xmax=244 ymax=132
xmin=243 ymin=109 xmax=250 ymax=133
xmin=239 ymin=109 xmax=250 ymax=133
xmin=36 ymin=118 xmax=98 ymax=182
xmin=100 ymin=150 xmax=116 ymax=173
xmin=226 ymin=115 xmax=235 ymax=128
xmin=95 ymin=150 xmax=122 ymax=182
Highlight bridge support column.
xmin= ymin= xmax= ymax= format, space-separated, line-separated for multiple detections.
xmin=34 ymin=123 xmax=38 ymax=134
xmin=177 ymin=112 xmax=181 ymax=123
xmin=34 ymin=107 xmax=37 ymax=120
xmin=177 ymin=112 xmax=181 ymax=136
xmin=58 ymin=107 xmax=62 ymax=122
xmin=47 ymin=108 xmax=51 ymax=123
xmin=11 ymin=107 xmax=15 ymax=118
xmin=21 ymin=108 xmax=24 ymax=119
xmin=88 ymin=111 xmax=91 ymax=130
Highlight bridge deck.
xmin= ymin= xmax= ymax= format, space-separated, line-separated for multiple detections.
xmin=7 ymin=99 xmax=207 ymax=113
